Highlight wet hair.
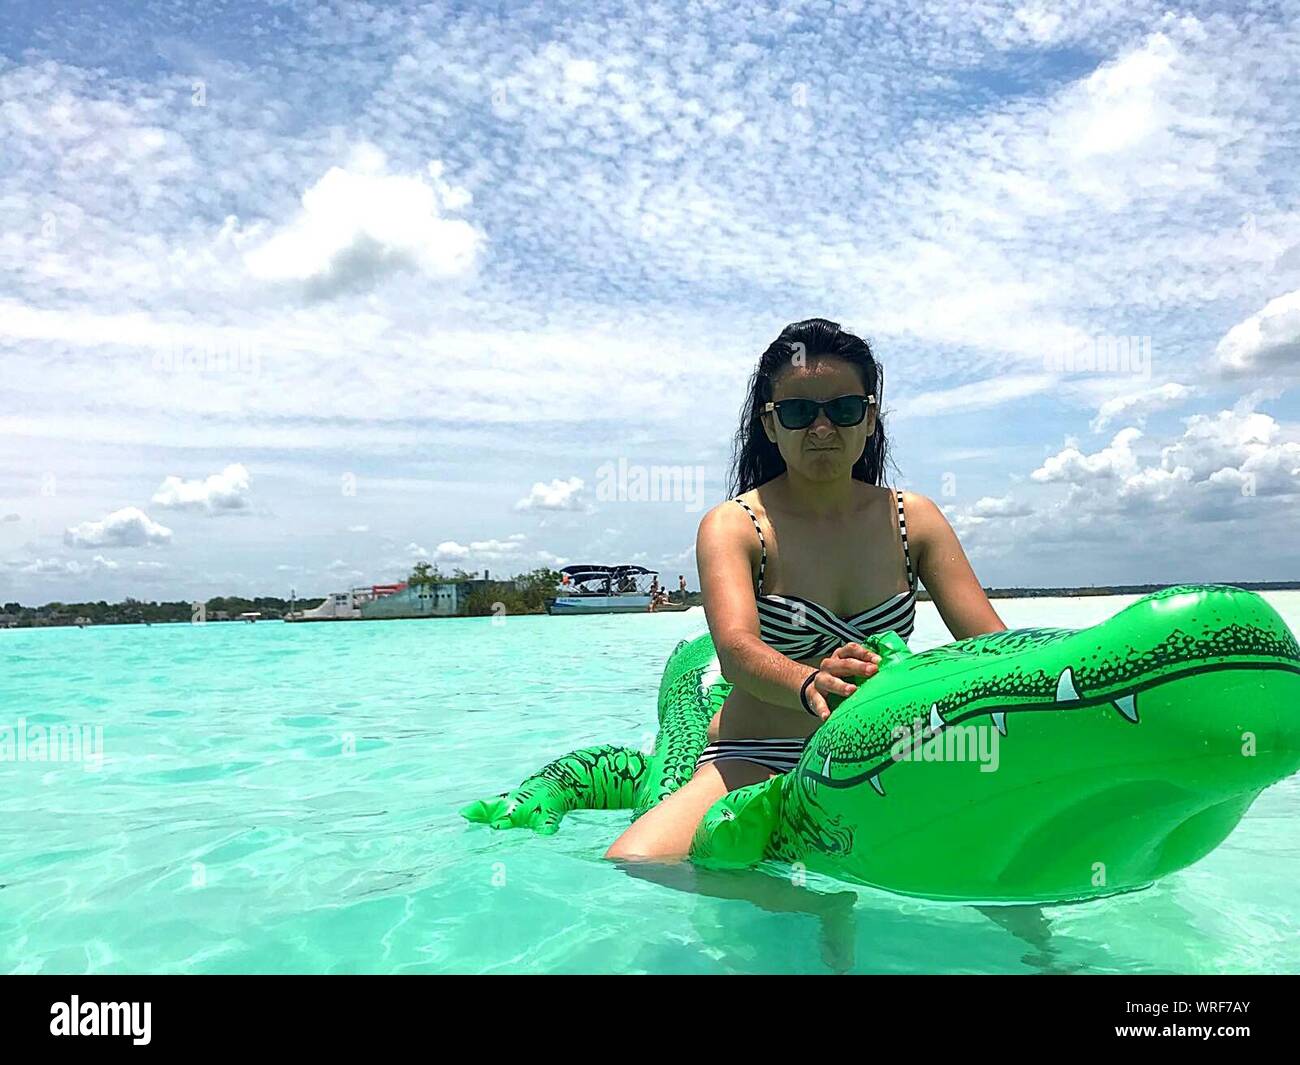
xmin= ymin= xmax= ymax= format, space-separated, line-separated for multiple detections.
xmin=726 ymin=318 xmax=892 ymax=496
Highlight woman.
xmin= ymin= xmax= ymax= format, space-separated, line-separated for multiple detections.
xmin=605 ymin=318 xmax=1007 ymax=862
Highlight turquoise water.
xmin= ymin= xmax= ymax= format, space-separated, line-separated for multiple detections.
xmin=2 ymin=593 xmax=1298 ymax=974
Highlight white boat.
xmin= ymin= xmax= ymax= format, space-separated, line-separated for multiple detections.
xmin=545 ymin=564 xmax=688 ymax=615
xmin=285 ymin=586 xmax=381 ymax=622
xmin=548 ymin=592 xmax=655 ymax=615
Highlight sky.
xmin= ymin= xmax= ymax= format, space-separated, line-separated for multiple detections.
xmin=2 ymin=0 xmax=1299 ymax=605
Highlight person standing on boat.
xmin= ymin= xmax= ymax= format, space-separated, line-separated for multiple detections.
xmin=606 ymin=318 xmax=1006 ymax=861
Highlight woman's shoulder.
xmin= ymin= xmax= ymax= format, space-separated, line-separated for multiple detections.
xmin=892 ymin=488 xmax=946 ymax=551
xmin=892 ymin=485 xmax=933 ymax=509
xmin=696 ymin=493 xmax=769 ymax=556
xmin=699 ymin=494 xmax=752 ymax=533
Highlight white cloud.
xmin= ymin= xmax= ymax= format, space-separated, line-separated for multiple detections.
xmin=1214 ymin=289 xmax=1300 ymax=377
xmin=895 ymin=375 xmax=1057 ymax=418
xmin=1032 ymin=427 xmax=1143 ymax=483
xmin=563 ymin=58 xmax=600 ymax=87
xmin=515 ymin=476 xmax=587 ymax=511
xmin=969 ymin=495 xmax=1034 ymax=518
xmin=1117 ymin=463 xmax=1193 ymax=505
xmin=953 ymin=395 xmax=1300 ymax=561
xmin=18 ymin=555 xmax=119 ymax=575
xmin=152 ymin=463 xmax=251 ymax=512
xmin=241 ymin=145 xmax=483 ymax=298
xmin=64 ymin=507 xmax=173 ymax=549
xmin=468 ymin=536 xmax=526 ymax=555
xmin=1156 ymin=403 xmax=1300 ymax=496
xmin=433 ymin=536 xmax=526 ymax=562
xmin=1091 ymin=383 xmax=1194 ymax=432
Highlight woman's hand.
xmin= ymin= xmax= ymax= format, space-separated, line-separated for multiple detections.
xmin=803 ymin=643 xmax=882 ymax=722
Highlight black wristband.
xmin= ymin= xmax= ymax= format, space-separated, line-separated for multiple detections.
xmin=799 ymin=670 xmax=821 ymax=717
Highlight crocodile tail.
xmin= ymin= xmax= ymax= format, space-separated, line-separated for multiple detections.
xmin=633 ymin=632 xmax=732 ymax=819
xmin=459 ymin=744 xmax=648 ymax=835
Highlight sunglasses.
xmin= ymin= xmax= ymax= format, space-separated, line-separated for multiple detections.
xmin=763 ymin=393 xmax=875 ymax=431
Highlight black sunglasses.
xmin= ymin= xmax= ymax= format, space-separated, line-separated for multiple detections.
xmin=763 ymin=393 xmax=875 ymax=430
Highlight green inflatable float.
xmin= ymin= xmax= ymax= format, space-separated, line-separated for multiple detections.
xmin=461 ymin=584 xmax=1300 ymax=902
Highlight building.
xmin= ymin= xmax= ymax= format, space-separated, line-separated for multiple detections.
xmin=289 ymin=572 xmax=525 ymax=622
xmin=362 ymin=582 xmax=463 ymax=619
xmin=362 ymin=578 xmax=523 ymax=618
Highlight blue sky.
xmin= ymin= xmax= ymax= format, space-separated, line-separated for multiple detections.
xmin=2 ymin=0 xmax=1299 ymax=604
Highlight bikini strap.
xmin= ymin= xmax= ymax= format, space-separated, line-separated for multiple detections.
xmin=896 ymin=488 xmax=916 ymax=592
xmin=733 ymin=498 xmax=766 ymax=597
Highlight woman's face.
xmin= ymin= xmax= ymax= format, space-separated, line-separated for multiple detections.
xmin=762 ymin=355 xmax=876 ymax=482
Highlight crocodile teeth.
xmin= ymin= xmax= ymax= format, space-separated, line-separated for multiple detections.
xmin=869 ymin=773 xmax=886 ymax=797
xmin=1112 ymin=693 xmax=1139 ymax=723
xmin=929 ymin=703 xmax=944 ymax=732
xmin=822 ymin=752 xmax=832 ymax=777
xmin=1055 ymin=667 xmax=1081 ymax=702
xmin=991 ymin=711 xmax=1007 ymax=736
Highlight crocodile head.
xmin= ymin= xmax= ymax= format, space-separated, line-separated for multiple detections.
xmin=778 ymin=585 xmax=1300 ymax=902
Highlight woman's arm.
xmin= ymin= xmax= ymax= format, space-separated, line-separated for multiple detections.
xmin=904 ymin=492 xmax=1007 ymax=640
xmin=696 ymin=503 xmax=865 ymax=719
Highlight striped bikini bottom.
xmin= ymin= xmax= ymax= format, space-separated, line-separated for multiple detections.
xmin=695 ymin=736 xmax=809 ymax=775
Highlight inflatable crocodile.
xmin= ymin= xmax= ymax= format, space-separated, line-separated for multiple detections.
xmin=461 ymin=584 xmax=1300 ymax=902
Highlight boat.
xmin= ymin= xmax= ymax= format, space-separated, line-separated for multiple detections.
xmin=545 ymin=564 xmax=688 ymax=615
xmin=285 ymin=586 xmax=383 ymax=622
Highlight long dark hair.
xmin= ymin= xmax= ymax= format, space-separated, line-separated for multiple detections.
xmin=726 ymin=318 xmax=891 ymax=497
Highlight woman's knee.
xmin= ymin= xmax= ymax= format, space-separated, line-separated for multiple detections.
xmin=602 ymin=761 xmax=770 ymax=862
xmin=602 ymin=800 xmax=694 ymax=861
xmin=603 ymin=817 xmax=679 ymax=861
xmin=603 ymin=835 xmax=659 ymax=861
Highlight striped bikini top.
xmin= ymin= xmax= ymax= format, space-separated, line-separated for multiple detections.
xmin=735 ymin=488 xmax=917 ymax=659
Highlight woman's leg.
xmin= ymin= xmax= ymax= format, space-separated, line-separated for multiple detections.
xmin=603 ymin=758 xmax=778 ymax=862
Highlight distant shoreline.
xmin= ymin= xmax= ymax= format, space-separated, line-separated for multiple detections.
xmin=3 ymin=580 xmax=1299 ymax=629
